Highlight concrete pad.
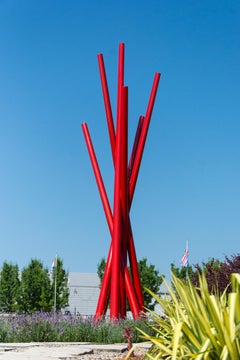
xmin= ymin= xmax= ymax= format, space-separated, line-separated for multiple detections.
xmin=0 ymin=342 xmax=150 ymax=359
xmin=0 ymin=345 xmax=86 ymax=359
xmin=0 ymin=343 xmax=128 ymax=359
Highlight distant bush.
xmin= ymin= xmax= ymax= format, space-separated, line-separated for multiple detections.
xmin=171 ymin=253 xmax=240 ymax=295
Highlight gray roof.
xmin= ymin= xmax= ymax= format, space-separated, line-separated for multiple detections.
xmin=68 ymin=272 xmax=100 ymax=287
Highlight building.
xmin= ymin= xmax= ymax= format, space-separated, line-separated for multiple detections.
xmin=65 ymin=272 xmax=170 ymax=317
xmin=65 ymin=272 xmax=100 ymax=316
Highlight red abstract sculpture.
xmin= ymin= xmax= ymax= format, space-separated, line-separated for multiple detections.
xmin=82 ymin=43 xmax=160 ymax=321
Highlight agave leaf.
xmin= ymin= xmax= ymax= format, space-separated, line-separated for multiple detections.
xmin=194 ymin=337 xmax=211 ymax=360
xmin=207 ymin=295 xmax=225 ymax=340
xmin=181 ymin=322 xmax=202 ymax=350
xmin=228 ymin=293 xmax=238 ymax=339
xmin=146 ymin=336 xmax=173 ymax=357
xmin=208 ymin=294 xmax=240 ymax=358
xmin=234 ymin=293 xmax=240 ymax=324
xmin=231 ymin=273 xmax=240 ymax=293
xmin=235 ymin=322 xmax=240 ymax=336
xmin=177 ymin=284 xmax=206 ymax=334
xmin=220 ymin=345 xmax=229 ymax=360
xmin=180 ymin=282 xmax=219 ymax=350
xmin=172 ymin=322 xmax=182 ymax=360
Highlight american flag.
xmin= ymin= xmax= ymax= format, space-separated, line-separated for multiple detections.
xmin=180 ymin=241 xmax=189 ymax=267
xmin=51 ymin=256 xmax=57 ymax=269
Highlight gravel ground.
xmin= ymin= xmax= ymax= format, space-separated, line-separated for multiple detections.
xmin=75 ymin=348 xmax=145 ymax=360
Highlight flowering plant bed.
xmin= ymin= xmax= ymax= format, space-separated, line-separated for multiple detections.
xmin=0 ymin=312 xmax=151 ymax=344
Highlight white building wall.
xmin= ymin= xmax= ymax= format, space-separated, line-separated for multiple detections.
xmin=65 ymin=273 xmax=169 ymax=317
xmin=66 ymin=272 xmax=100 ymax=316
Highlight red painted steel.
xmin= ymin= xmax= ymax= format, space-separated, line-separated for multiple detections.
xmin=82 ymin=43 xmax=160 ymax=320
xmin=118 ymin=86 xmax=128 ymax=317
xmin=81 ymin=123 xmax=113 ymax=233
xmin=111 ymin=86 xmax=123 ymax=318
xmin=128 ymin=116 xmax=144 ymax=178
xmin=97 ymin=54 xmax=115 ymax=162
xmin=94 ymin=247 xmax=112 ymax=321
xmin=129 ymin=73 xmax=161 ymax=203
xmin=82 ymin=122 xmax=142 ymax=319
xmin=127 ymin=223 xmax=144 ymax=309
xmin=110 ymin=43 xmax=125 ymax=319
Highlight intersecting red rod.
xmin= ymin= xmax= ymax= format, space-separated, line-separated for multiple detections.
xmin=110 ymin=44 xmax=125 ymax=317
xmin=99 ymin=49 xmax=160 ymax=319
xmin=81 ymin=123 xmax=141 ymax=320
xmin=97 ymin=54 xmax=115 ymax=162
xmin=119 ymin=86 xmax=128 ymax=317
xmin=129 ymin=72 xmax=161 ymax=203
xmin=110 ymin=43 xmax=126 ymax=319
xmin=127 ymin=115 xmax=145 ymax=309
xmin=127 ymin=222 xmax=144 ymax=309
xmin=128 ymin=116 xmax=144 ymax=178
xmin=98 ymin=48 xmax=137 ymax=316
xmin=82 ymin=43 xmax=160 ymax=321
xmin=126 ymin=76 xmax=161 ymax=309
xmin=81 ymin=123 xmax=113 ymax=233
xmin=98 ymin=49 xmax=138 ymax=314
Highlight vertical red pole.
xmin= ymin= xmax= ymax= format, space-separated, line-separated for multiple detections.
xmin=128 ymin=116 xmax=144 ymax=178
xmin=110 ymin=43 xmax=125 ymax=319
xmin=127 ymin=116 xmax=146 ymax=310
xmin=94 ymin=248 xmax=112 ymax=321
xmin=119 ymin=86 xmax=128 ymax=317
xmin=111 ymin=89 xmax=122 ymax=318
xmin=127 ymin=226 xmax=144 ymax=309
xmin=129 ymin=72 xmax=161 ymax=203
xmin=97 ymin=54 xmax=116 ymax=162
xmin=81 ymin=123 xmax=113 ymax=234
xmin=82 ymin=122 xmax=113 ymax=320
xmin=124 ymin=264 xmax=140 ymax=318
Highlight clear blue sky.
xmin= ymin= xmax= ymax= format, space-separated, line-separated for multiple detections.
xmin=0 ymin=1 xmax=239 ymax=278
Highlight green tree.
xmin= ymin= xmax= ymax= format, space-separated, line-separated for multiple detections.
xmin=97 ymin=257 xmax=106 ymax=287
xmin=97 ymin=257 xmax=163 ymax=311
xmin=18 ymin=259 xmax=52 ymax=313
xmin=0 ymin=262 xmax=20 ymax=312
xmin=138 ymin=257 xmax=163 ymax=310
xmin=170 ymin=262 xmax=193 ymax=281
xmin=51 ymin=257 xmax=69 ymax=312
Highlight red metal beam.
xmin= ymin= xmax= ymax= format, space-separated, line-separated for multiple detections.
xmin=82 ymin=121 xmax=142 ymax=319
xmin=110 ymin=85 xmax=124 ymax=318
xmin=129 ymin=72 xmax=161 ymax=203
xmin=97 ymin=54 xmax=115 ymax=162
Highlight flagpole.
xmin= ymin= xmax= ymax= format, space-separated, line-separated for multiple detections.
xmin=53 ymin=255 xmax=57 ymax=315
xmin=186 ymin=240 xmax=189 ymax=281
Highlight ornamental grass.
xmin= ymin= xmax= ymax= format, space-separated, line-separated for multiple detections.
xmin=132 ymin=273 xmax=240 ymax=359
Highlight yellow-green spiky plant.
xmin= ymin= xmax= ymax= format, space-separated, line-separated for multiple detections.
xmin=131 ymin=272 xmax=240 ymax=359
